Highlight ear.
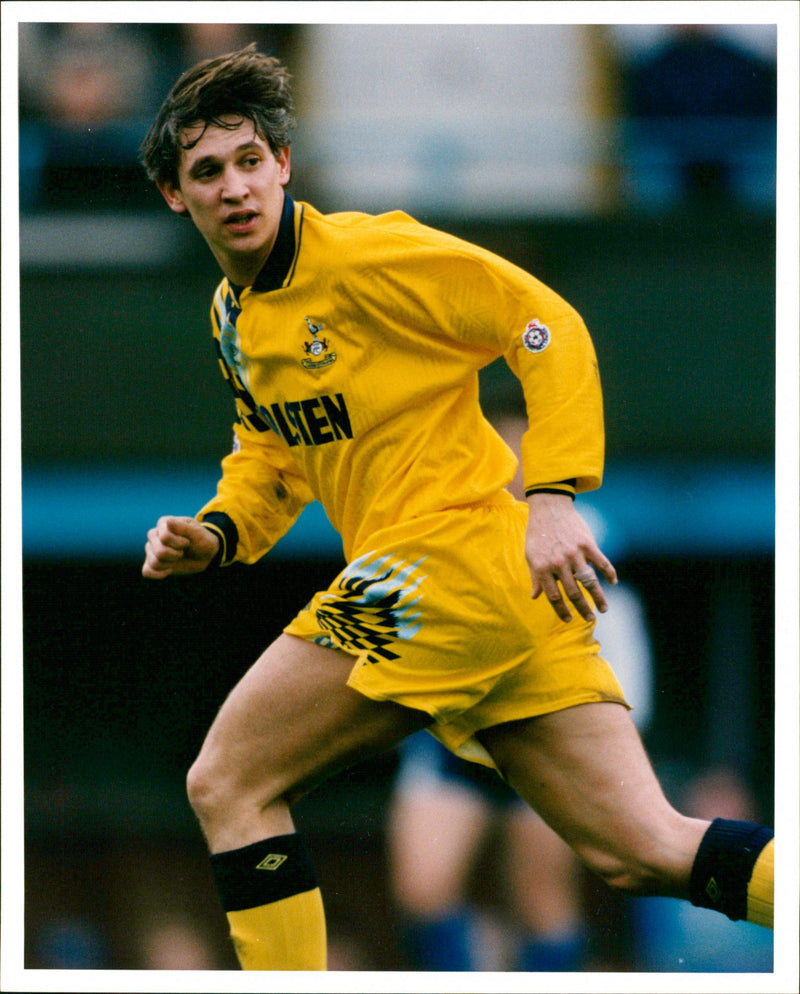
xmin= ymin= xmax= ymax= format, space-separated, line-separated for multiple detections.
xmin=157 ymin=179 xmax=189 ymax=215
xmin=277 ymin=146 xmax=291 ymax=186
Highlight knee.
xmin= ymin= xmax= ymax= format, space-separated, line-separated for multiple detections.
xmin=186 ymin=748 xmax=251 ymax=825
xmin=186 ymin=752 xmax=223 ymax=823
xmin=186 ymin=746 xmax=291 ymax=828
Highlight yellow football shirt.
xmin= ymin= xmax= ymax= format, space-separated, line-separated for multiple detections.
xmin=197 ymin=194 xmax=604 ymax=565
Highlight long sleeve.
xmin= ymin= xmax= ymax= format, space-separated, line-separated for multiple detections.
xmin=503 ymin=304 xmax=604 ymax=496
xmin=197 ymin=427 xmax=315 ymax=565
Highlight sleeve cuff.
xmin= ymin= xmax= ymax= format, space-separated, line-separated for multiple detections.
xmin=198 ymin=511 xmax=240 ymax=567
xmin=524 ymin=479 xmax=577 ymax=500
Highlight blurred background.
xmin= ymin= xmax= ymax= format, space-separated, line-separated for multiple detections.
xmin=15 ymin=17 xmax=780 ymax=975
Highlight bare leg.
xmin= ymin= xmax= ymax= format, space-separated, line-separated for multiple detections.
xmin=186 ymin=633 xmax=432 ymax=970
xmin=187 ymin=633 xmax=432 ymax=851
xmin=478 ymin=702 xmax=709 ymax=898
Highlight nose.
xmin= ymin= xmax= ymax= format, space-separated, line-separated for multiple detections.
xmin=221 ymin=165 xmax=248 ymax=201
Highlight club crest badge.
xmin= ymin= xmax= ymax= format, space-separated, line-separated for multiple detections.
xmin=522 ymin=319 xmax=551 ymax=354
xmin=301 ymin=317 xmax=337 ymax=370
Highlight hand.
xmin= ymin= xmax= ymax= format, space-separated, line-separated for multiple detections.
xmin=142 ymin=515 xmax=220 ymax=579
xmin=525 ymin=493 xmax=617 ymax=623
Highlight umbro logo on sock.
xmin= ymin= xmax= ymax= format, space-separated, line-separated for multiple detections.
xmin=256 ymin=853 xmax=288 ymax=871
xmin=705 ymin=876 xmax=722 ymax=902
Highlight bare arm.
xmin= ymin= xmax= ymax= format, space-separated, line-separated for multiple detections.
xmin=142 ymin=515 xmax=220 ymax=579
xmin=525 ymin=492 xmax=617 ymax=623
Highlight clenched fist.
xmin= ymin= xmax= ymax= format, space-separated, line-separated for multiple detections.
xmin=142 ymin=515 xmax=220 ymax=579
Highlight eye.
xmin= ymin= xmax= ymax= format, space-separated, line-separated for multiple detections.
xmin=194 ymin=164 xmax=220 ymax=181
xmin=242 ymin=154 xmax=261 ymax=168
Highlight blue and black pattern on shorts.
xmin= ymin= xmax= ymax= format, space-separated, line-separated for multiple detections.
xmin=315 ymin=551 xmax=427 ymax=663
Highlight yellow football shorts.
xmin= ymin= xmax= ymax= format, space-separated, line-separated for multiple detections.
xmin=284 ymin=494 xmax=629 ymax=768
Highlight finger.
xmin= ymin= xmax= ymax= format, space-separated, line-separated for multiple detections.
xmin=538 ymin=574 xmax=574 ymax=623
xmin=573 ymin=568 xmax=608 ymax=615
xmin=600 ymin=566 xmax=617 ymax=588
xmin=146 ymin=531 xmax=186 ymax=563
xmin=142 ymin=564 xmax=171 ymax=579
xmin=559 ymin=571 xmax=596 ymax=623
xmin=156 ymin=518 xmax=192 ymax=550
xmin=164 ymin=515 xmax=197 ymax=535
xmin=142 ymin=553 xmax=174 ymax=579
xmin=591 ymin=554 xmax=618 ymax=586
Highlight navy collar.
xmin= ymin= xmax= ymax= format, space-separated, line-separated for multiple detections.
xmin=250 ymin=192 xmax=298 ymax=293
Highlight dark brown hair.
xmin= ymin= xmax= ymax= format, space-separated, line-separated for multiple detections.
xmin=140 ymin=42 xmax=295 ymax=188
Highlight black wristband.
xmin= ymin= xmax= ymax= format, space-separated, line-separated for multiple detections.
xmin=198 ymin=511 xmax=239 ymax=568
xmin=525 ymin=479 xmax=577 ymax=500
xmin=203 ymin=528 xmax=225 ymax=569
xmin=525 ymin=487 xmax=576 ymax=500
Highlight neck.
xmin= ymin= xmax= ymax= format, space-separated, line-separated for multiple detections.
xmin=219 ymin=253 xmax=271 ymax=288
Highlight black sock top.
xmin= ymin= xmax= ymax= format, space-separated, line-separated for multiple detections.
xmin=689 ymin=818 xmax=773 ymax=921
xmin=210 ymin=833 xmax=319 ymax=912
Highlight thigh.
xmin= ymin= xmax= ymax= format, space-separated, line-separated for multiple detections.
xmin=478 ymin=702 xmax=705 ymax=887
xmin=197 ymin=633 xmax=432 ymax=805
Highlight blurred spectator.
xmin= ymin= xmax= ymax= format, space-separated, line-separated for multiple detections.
xmin=178 ymin=23 xmax=297 ymax=68
xmin=631 ymin=765 xmax=774 ymax=971
xmin=137 ymin=915 xmax=220 ymax=970
xmin=18 ymin=22 xmax=299 ymax=211
xmin=32 ymin=916 xmax=109 ymax=968
xmin=19 ymin=23 xmax=163 ymax=210
xmin=19 ymin=23 xmax=158 ymax=125
xmin=610 ymin=25 xmax=777 ymax=212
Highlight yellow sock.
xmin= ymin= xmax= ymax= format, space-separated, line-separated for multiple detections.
xmin=746 ymin=837 xmax=774 ymax=929
xmin=210 ymin=833 xmax=327 ymax=970
xmin=227 ymin=887 xmax=327 ymax=970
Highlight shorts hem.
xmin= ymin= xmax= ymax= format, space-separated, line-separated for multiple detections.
xmin=345 ymin=657 xmax=630 ymax=770
xmin=430 ymin=690 xmax=631 ymax=766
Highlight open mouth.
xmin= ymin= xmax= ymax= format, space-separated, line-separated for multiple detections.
xmin=225 ymin=211 xmax=258 ymax=231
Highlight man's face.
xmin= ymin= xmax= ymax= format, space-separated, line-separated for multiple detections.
xmin=158 ymin=117 xmax=291 ymax=285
